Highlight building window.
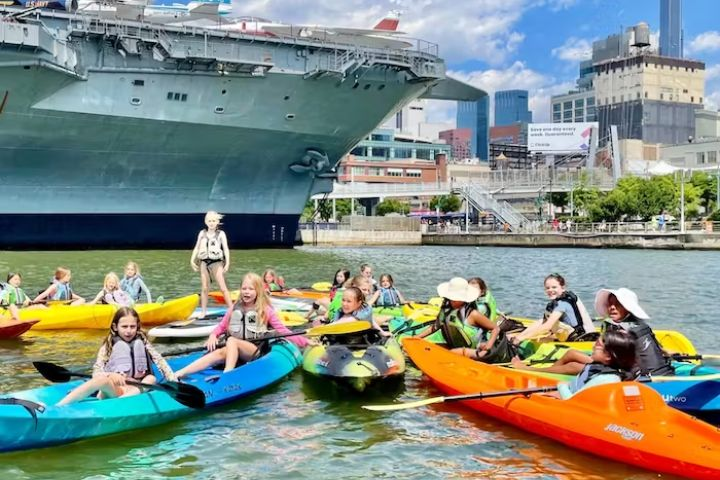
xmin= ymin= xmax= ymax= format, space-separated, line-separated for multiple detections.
xmin=553 ymin=112 xmax=562 ymax=122
xmin=369 ymin=167 xmax=383 ymax=176
xmin=387 ymin=168 xmax=403 ymax=177
xmin=700 ymin=97 xmax=703 ymax=103
xmin=660 ymin=93 xmax=664 ymax=100
xmin=132 ymin=80 xmax=145 ymax=86
xmin=683 ymin=89 xmax=688 ymax=93
xmin=691 ymin=96 xmax=694 ymax=102
xmin=645 ymin=92 xmax=648 ymax=98
xmin=696 ymin=152 xmax=706 ymax=164
xmin=553 ymin=103 xmax=561 ymax=112
xmin=406 ymin=169 xmax=422 ymax=178
xmin=637 ymin=92 xmax=641 ymax=99
xmin=351 ymin=167 xmax=365 ymax=175
xmin=708 ymin=151 xmax=717 ymax=164
xmin=181 ymin=94 xmax=187 ymax=102
xmin=563 ymin=101 xmax=572 ymax=110
xmin=575 ymin=108 xmax=584 ymax=118
xmin=587 ymin=97 xmax=595 ymax=106
xmin=575 ymin=99 xmax=583 ymax=108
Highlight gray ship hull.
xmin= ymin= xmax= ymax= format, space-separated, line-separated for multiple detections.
xmin=0 ymin=7 xmax=450 ymax=248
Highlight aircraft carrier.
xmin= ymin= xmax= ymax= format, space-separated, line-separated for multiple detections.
xmin=0 ymin=3 xmax=483 ymax=248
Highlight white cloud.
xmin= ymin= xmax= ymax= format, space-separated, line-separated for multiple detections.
xmin=705 ymin=64 xmax=720 ymax=81
xmin=687 ymin=31 xmax=720 ymax=54
xmin=551 ymin=37 xmax=592 ymax=62
xmin=705 ymin=90 xmax=720 ymax=111
xmin=230 ymin=0 xmax=532 ymax=65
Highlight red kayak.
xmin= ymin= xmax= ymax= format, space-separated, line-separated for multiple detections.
xmin=0 ymin=319 xmax=39 ymax=339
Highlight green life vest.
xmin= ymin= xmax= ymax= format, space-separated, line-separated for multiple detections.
xmin=433 ymin=306 xmax=476 ymax=349
xmin=1 ymin=286 xmax=27 ymax=307
xmin=476 ymin=291 xmax=498 ymax=322
xmin=327 ymin=288 xmax=344 ymax=320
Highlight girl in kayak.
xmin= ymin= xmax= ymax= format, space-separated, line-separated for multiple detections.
xmin=368 ymin=274 xmax=408 ymax=308
xmin=121 ymin=261 xmax=152 ymax=303
xmin=57 ymin=307 xmax=176 ymax=405
xmin=308 ymin=268 xmax=352 ymax=321
xmin=262 ymin=269 xmax=285 ymax=292
xmin=468 ymin=277 xmax=498 ymax=322
xmin=554 ymin=330 xmax=637 ymax=399
xmin=33 ymin=267 xmax=85 ymax=305
xmin=175 ymin=272 xmax=310 ymax=378
xmin=333 ymin=287 xmax=389 ymax=336
xmin=191 ymin=211 xmax=232 ymax=318
xmin=0 ymin=272 xmax=34 ymax=321
xmin=416 ymin=277 xmax=508 ymax=362
xmin=330 ymin=269 xmax=351 ymax=299
xmin=510 ymin=273 xmax=594 ymax=345
xmin=89 ymin=272 xmax=133 ymax=306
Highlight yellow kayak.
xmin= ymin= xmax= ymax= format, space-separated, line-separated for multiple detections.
xmin=9 ymin=295 xmax=199 ymax=330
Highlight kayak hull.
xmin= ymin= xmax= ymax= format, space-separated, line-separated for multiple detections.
xmin=303 ymin=335 xmax=405 ymax=392
xmin=24 ymin=295 xmax=199 ymax=330
xmin=403 ymin=338 xmax=720 ymax=480
xmin=0 ymin=340 xmax=301 ymax=452
xmin=0 ymin=319 xmax=39 ymax=339
xmin=149 ymin=311 xmax=307 ymax=340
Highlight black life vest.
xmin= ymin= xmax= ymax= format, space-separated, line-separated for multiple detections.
xmin=545 ymin=291 xmax=586 ymax=340
xmin=605 ymin=317 xmax=674 ymax=377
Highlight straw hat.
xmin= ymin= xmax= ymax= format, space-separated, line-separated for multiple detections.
xmin=437 ymin=277 xmax=480 ymax=303
xmin=594 ymin=288 xmax=649 ymax=320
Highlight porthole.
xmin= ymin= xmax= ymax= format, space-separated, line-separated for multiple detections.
xmin=285 ymin=113 xmax=295 ymax=120
xmin=214 ymin=106 xmax=225 ymax=114
xmin=363 ymin=84 xmax=371 ymax=90
xmin=284 ymin=95 xmax=290 ymax=100
xmin=130 ymin=97 xmax=141 ymax=106
xmin=221 ymin=89 xmax=227 ymax=95
xmin=378 ymin=84 xmax=385 ymax=91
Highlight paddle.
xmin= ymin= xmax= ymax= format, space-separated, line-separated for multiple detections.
xmin=311 ymin=282 xmax=332 ymax=292
xmin=671 ymin=353 xmax=720 ymax=361
xmin=32 ymin=361 xmax=206 ymax=409
xmin=363 ymin=385 xmax=558 ymax=411
xmin=165 ymin=321 xmax=373 ymax=357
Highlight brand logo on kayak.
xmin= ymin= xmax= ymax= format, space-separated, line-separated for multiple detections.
xmin=604 ymin=423 xmax=644 ymax=441
xmin=661 ymin=394 xmax=687 ymax=403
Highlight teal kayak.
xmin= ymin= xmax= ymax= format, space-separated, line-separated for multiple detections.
xmin=0 ymin=340 xmax=302 ymax=452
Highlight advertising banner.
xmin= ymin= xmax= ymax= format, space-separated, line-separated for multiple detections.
xmin=528 ymin=123 xmax=598 ymax=153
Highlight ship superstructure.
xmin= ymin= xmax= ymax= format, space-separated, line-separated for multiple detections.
xmin=0 ymin=5 xmax=484 ymax=248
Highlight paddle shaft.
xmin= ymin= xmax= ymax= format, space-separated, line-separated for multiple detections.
xmin=165 ymin=328 xmax=311 ymax=357
xmin=443 ymin=386 xmax=558 ymax=402
xmin=672 ymin=353 xmax=720 ymax=361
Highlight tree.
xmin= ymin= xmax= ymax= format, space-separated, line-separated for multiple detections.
xmin=430 ymin=195 xmax=462 ymax=213
xmin=547 ymin=192 xmax=568 ymax=210
xmin=570 ymin=184 xmax=600 ymax=217
xmin=376 ymin=198 xmax=410 ymax=216
xmin=689 ymin=171 xmax=717 ymax=213
xmin=301 ymin=198 xmax=353 ymax=222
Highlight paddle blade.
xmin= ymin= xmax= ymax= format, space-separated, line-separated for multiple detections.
xmin=311 ymin=282 xmax=332 ymax=292
xmin=363 ymin=396 xmax=445 ymax=411
xmin=307 ymin=321 xmax=372 ymax=336
xmin=155 ymin=381 xmax=206 ymax=409
xmin=33 ymin=361 xmax=74 ymax=383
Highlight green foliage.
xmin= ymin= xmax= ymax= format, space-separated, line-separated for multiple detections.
xmin=376 ymin=198 xmax=410 ymax=216
xmin=690 ymin=171 xmax=719 ymax=212
xmin=570 ymin=184 xmax=600 ymax=215
xmin=708 ymin=210 xmax=720 ymax=222
xmin=547 ymin=192 xmax=568 ymax=209
xmin=301 ymin=199 xmax=353 ymax=222
xmin=429 ymin=195 xmax=462 ymax=213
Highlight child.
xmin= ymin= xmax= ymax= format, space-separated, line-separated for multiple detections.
xmin=57 ymin=307 xmax=176 ymax=405
xmin=360 ymin=263 xmax=377 ymax=292
xmin=89 ymin=272 xmax=133 ymax=306
xmin=33 ymin=267 xmax=85 ymax=305
xmin=468 ymin=277 xmax=498 ymax=322
xmin=1 ymin=272 xmax=32 ymax=321
xmin=330 ymin=269 xmax=351 ymax=299
xmin=176 ymin=273 xmax=310 ymax=378
xmin=262 ymin=269 xmax=285 ymax=292
xmin=333 ymin=287 xmax=390 ymax=336
xmin=368 ymin=274 xmax=407 ymax=307
xmin=190 ymin=211 xmax=232 ymax=318
xmin=121 ymin=261 xmax=152 ymax=303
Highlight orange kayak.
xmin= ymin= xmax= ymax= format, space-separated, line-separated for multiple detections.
xmin=209 ymin=290 xmax=328 ymax=304
xmin=403 ymin=338 xmax=720 ymax=480
xmin=0 ymin=319 xmax=39 ymax=339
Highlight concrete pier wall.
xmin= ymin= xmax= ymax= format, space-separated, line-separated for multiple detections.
xmin=300 ymin=230 xmax=422 ymax=246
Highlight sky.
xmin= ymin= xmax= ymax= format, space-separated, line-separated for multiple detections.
xmin=216 ymin=0 xmax=720 ymax=125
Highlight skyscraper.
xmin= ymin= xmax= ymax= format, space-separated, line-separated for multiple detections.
xmin=457 ymin=97 xmax=490 ymax=161
xmin=660 ymin=0 xmax=683 ymax=58
xmin=494 ymin=90 xmax=533 ymax=126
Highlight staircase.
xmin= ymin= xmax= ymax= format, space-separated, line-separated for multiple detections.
xmin=453 ymin=182 xmax=529 ymax=231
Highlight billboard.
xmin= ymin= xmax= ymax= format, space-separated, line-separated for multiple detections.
xmin=527 ymin=122 xmax=598 ymax=153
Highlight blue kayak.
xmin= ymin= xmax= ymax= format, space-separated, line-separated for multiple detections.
xmin=649 ymin=362 xmax=720 ymax=424
xmin=0 ymin=340 xmax=302 ymax=452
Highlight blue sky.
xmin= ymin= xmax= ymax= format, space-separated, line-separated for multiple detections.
xmin=214 ymin=0 xmax=720 ymax=123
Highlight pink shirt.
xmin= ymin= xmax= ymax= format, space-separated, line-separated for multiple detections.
xmin=213 ymin=305 xmax=309 ymax=348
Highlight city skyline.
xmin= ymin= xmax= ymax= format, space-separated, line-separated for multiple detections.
xmin=221 ymin=0 xmax=720 ymax=125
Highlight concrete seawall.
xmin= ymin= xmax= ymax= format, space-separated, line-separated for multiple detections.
xmin=422 ymin=232 xmax=720 ymax=250
xmin=300 ymin=230 xmax=422 ymax=246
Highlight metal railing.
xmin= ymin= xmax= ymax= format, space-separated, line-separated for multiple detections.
xmin=454 ymin=182 xmax=529 ymax=230
xmin=447 ymin=167 xmax=616 ymax=192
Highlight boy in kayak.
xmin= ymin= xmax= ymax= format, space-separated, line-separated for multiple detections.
xmin=57 ymin=307 xmax=176 ymax=405
xmin=176 ymin=273 xmax=310 ymax=378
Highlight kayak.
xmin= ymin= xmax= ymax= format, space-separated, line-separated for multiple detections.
xmin=0 ymin=340 xmax=302 ymax=452
xmin=518 ymin=344 xmax=720 ymax=424
xmin=403 ymin=338 xmax=720 ymax=479
xmin=148 ymin=311 xmax=308 ymax=340
xmin=208 ymin=291 xmax=315 ymax=311
xmin=13 ymin=295 xmax=199 ymax=330
xmin=189 ymin=307 xmax=228 ymax=320
xmin=303 ymin=330 xmax=405 ymax=392
xmin=0 ymin=319 xmax=39 ymax=339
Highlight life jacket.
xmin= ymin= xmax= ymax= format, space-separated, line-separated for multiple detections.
xmin=197 ymin=229 xmax=224 ymax=261
xmin=52 ymin=282 xmax=73 ymax=301
xmin=545 ymin=291 xmax=594 ymax=340
xmin=102 ymin=289 xmax=133 ymax=307
xmin=334 ymin=304 xmax=373 ymax=323
xmin=604 ymin=317 xmax=674 ymax=376
xmin=120 ymin=275 xmax=142 ymax=301
xmin=376 ymin=287 xmax=401 ymax=307
xmin=435 ymin=305 xmax=474 ymax=349
xmin=327 ymin=289 xmax=344 ymax=320
xmin=264 ymin=282 xmax=283 ymax=292
xmin=475 ymin=291 xmax=498 ymax=322
xmin=565 ymin=362 xmax=625 ymax=395
xmin=227 ymin=307 xmax=268 ymax=340
xmin=105 ymin=336 xmax=150 ymax=379
xmin=2 ymin=286 xmax=27 ymax=306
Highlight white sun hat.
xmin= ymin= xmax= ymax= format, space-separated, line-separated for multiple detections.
xmin=594 ymin=288 xmax=650 ymax=320
xmin=437 ymin=277 xmax=480 ymax=303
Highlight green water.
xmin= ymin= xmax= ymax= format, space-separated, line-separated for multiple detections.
xmin=2 ymin=246 xmax=717 ymax=479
